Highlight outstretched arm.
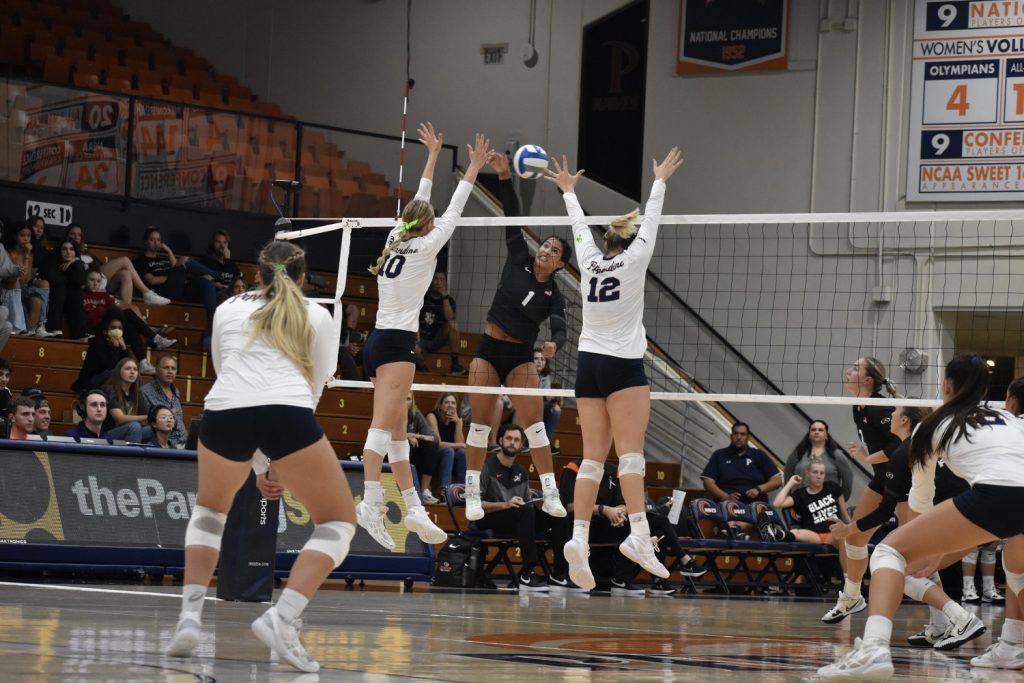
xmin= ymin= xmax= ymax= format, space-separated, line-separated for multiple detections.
xmin=627 ymin=147 xmax=683 ymax=267
xmin=421 ymin=134 xmax=492 ymax=251
xmin=414 ymin=122 xmax=443 ymax=202
xmin=486 ymin=151 xmax=531 ymax=263
xmin=545 ymin=155 xmax=602 ymax=267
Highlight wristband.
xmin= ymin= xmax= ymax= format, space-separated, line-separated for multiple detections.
xmin=597 ymin=504 xmax=604 ymax=516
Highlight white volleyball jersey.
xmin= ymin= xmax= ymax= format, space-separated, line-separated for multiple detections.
xmin=908 ymin=407 xmax=1024 ymax=512
xmin=205 ymin=292 xmax=338 ymax=411
xmin=374 ymin=178 xmax=472 ymax=332
xmin=562 ymin=178 xmax=665 ymax=359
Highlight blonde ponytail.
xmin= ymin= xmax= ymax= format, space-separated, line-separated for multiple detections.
xmin=368 ymin=199 xmax=435 ymax=275
xmin=604 ymin=208 xmax=640 ymax=251
xmin=249 ymin=241 xmax=315 ymax=387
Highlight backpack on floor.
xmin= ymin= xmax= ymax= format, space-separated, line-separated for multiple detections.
xmin=433 ymin=535 xmax=483 ymax=588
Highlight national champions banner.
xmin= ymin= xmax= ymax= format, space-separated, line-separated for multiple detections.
xmin=676 ymin=0 xmax=788 ymax=75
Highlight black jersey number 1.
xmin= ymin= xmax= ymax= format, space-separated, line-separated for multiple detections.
xmin=586 ymin=276 xmax=620 ymax=302
xmin=382 ymin=254 xmax=406 ymax=278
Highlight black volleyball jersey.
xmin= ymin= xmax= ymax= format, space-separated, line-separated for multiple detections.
xmin=485 ymin=178 xmax=567 ymax=349
xmin=853 ymin=396 xmax=900 ymax=476
xmin=791 ymin=480 xmax=843 ymax=532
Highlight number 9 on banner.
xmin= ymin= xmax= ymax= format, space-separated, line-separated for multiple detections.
xmin=920 ymin=130 xmax=962 ymax=160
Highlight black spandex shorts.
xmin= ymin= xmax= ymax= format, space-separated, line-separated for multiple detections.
xmin=574 ymin=350 xmax=648 ymax=399
xmin=199 ymin=405 xmax=324 ymax=461
xmin=953 ymin=484 xmax=1024 ymax=539
xmin=363 ymin=328 xmax=417 ymax=377
xmin=866 ymin=464 xmax=891 ymax=495
xmin=474 ymin=334 xmax=533 ymax=381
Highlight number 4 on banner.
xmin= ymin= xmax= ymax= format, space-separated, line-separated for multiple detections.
xmin=947 ymin=84 xmax=969 ymax=117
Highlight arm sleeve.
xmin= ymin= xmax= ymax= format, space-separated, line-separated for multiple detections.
xmin=562 ymin=192 xmax=604 ymax=269
xmin=310 ymin=308 xmax=341 ymax=404
xmin=908 ymin=453 xmax=938 ymax=513
xmin=856 ymin=492 xmax=899 ymax=532
xmin=496 ymin=178 xmax=531 ymax=264
xmin=414 ymin=177 xmax=432 ymax=203
xmin=420 ymin=180 xmax=473 ymax=253
xmin=622 ymin=179 xmax=666 ymax=269
xmin=548 ymin=290 xmax=567 ymax=350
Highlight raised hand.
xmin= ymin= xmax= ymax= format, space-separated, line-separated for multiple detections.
xmin=418 ymin=122 xmax=443 ymax=156
xmin=543 ymin=154 xmax=584 ymax=193
xmin=466 ymin=133 xmax=492 ymax=170
xmin=653 ymin=146 xmax=684 ymax=182
xmin=487 ymin=150 xmax=511 ymax=177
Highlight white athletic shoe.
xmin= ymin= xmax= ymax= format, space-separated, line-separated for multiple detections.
xmin=541 ymin=489 xmax=566 ymax=518
xmin=165 ymin=615 xmax=201 ymax=657
xmin=356 ymin=500 xmax=395 ymax=550
xmin=404 ymin=505 xmax=447 ymax=544
xmin=907 ymin=623 xmax=946 ymax=647
xmin=817 ymin=637 xmax=894 ymax=680
xmin=420 ymin=489 xmax=440 ymax=505
xmin=821 ymin=593 xmax=867 ymax=624
xmin=464 ymin=487 xmax=484 ymax=521
xmin=618 ymin=534 xmax=670 ymax=579
xmin=139 ymin=358 xmax=156 ymax=374
xmin=143 ymin=290 xmax=171 ymax=306
xmin=251 ymin=607 xmax=319 ymax=673
xmin=963 ymin=583 xmax=981 ymax=603
xmin=564 ymin=538 xmax=596 ymax=591
xmin=971 ymin=640 xmax=1024 ymax=669
xmin=153 ymin=334 xmax=178 ymax=350
xmin=933 ymin=613 xmax=986 ymax=650
xmin=983 ymin=587 xmax=1005 ymax=604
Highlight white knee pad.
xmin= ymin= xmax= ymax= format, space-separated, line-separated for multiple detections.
xmin=184 ymin=505 xmax=227 ymax=551
xmin=577 ymin=459 xmax=604 ymax=483
xmin=617 ymin=452 xmax=645 ymax=478
xmin=904 ymin=575 xmax=935 ymax=602
xmin=388 ymin=439 xmax=410 ymax=463
xmin=981 ymin=549 xmax=998 ymax=565
xmin=466 ymin=423 xmax=491 ymax=449
xmin=1003 ymin=554 xmax=1024 ymax=596
xmin=525 ymin=421 xmax=549 ymax=449
xmin=870 ymin=543 xmax=907 ymax=575
xmin=364 ymin=428 xmax=390 ymax=457
xmin=302 ymin=521 xmax=356 ymax=568
xmin=963 ymin=550 xmax=979 ymax=564
xmin=845 ymin=543 xmax=869 ymax=561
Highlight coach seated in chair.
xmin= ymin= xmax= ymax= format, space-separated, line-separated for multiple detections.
xmin=64 ymin=388 xmax=143 ymax=443
xmin=474 ymin=423 xmax=555 ymax=593
xmin=701 ymin=422 xmax=782 ymax=532
xmin=7 ymin=396 xmax=36 ymax=439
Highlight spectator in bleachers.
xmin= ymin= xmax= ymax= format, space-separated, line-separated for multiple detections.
xmin=46 ymin=238 xmax=87 ymax=339
xmin=198 ymin=230 xmax=241 ymax=300
xmin=7 ymin=396 xmax=35 ymax=439
xmin=416 ymin=271 xmax=466 ymax=375
xmin=406 ymin=391 xmax=442 ymax=504
xmin=772 ymin=459 xmax=850 ymax=549
xmin=337 ymin=302 xmax=364 ymax=381
xmin=84 ymin=270 xmax=176 ymax=364
xmin=701 ymin=422 xmax=782 ymax=504
xmin=230 ymin=276 xmax=247 ymax=296
xmin=426 ymin=392 xmax=467 ymax=498
xmin=65 ymin=224 xmax=170 ymax=307
xmin=475 ymin=423 xmax=550 ymax=592
xmin=10 ymin=223 xmax=53 ymax=337
xmin=139 ymin=354 xmax=187 ymax=448
xmin=783 ymin=419 xmax=853 ymax=501
xmin=534 ymin=349 xmax=561 ymax=440
xmin=0 ymin=230 xmax=17 ymax=351
xmin=32 ymin=397 xmax=52 ymax=438
xmin=65 ymin=388 xmax=142 ymax=442
xmin=144 ymin=405 xmax=177 ymax=449
xmin=0 ymin=357 xmax=12 ymax=420
xmin=72 ymin=309 xmax=132 ymax=392
xmin=103 ymin=357 xmax=153 ymax=443
xmin=28 ymin=216 xmax=54 ymax=281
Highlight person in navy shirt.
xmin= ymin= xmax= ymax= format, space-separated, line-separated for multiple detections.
xmin=701 ymin=422 xmax=782 ymax=503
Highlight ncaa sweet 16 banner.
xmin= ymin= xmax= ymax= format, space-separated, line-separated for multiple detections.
xmin=908 ymin=0 xmax=1024 ymax=201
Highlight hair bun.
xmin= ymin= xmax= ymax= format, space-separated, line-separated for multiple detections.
xmin=607 ymin=208 xmax=640 ymax=240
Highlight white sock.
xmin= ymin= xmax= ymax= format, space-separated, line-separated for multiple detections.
xmin=964 ymin=576 xmax=975 ymax=592
xmin=1001 ymin=618 xmax=1024 ymax=646
xmin=465 ymin=470 xmax=481 ymax=493
xmin=943 ymin=599 xmax=970 ymax=625
xmin=572 ymin=520 xmax=590 ymax=544
xmin=363 ymin=480 xmax=383 ymax=505
xmin=928 ymin=605 xmax=950 ymax=629
xmin=864 ymin=615 xmax=893 ymax=646
xmin=983 ymin=575 xmax=996 ymax=592
xmin=401 ymin=487 xmax=421 ymax=510
xmin=843 ymin=578 xmax=861 ymax=600
xmin=180 ymin=584 xmax=207 ymax=622
xmin=628 ymin=512 xmax=650 ymax=539
xmin=540 ymin=472 xmax=556 ymax=492
xmin=275 ymin=587 xmax=309 ymax=624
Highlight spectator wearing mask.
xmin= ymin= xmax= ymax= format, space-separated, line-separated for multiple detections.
xmin=198 ymin=230 xmax=241 ymax=300
xmin=406 ymin=391 xmax=442 ymax=504
xmin=533 ymin=349 xmax=561 ymax=440
xmin=139 ymin=354 xmax=187 ymax=448
xmin=72 ymin=309 xmax=132 ymax=392
xmin=83 ymin=270 xmax=176 ymax=361
xmin=8 ymin=396 xmax=35 ymax=439
xmin=65 ymin=388 xmax=142 ymax=442
xmin=66 ymin=224 xmax=169 ymax=306
xmin=46 ymin=238 xmax=87 ymax=339
xmin=103 ymin=357 xmax=153 ymax=442
xmin=783 ymin=419 xmax=854 ymax=501
xmin=416 ymin=271 xmax=466 ymax=375
xmin=426 ymin=392 xmax=467 ymax=497
xmin=144 ymin=405 xmax=177 ymax=448
xmin=701 ymin=422 xmax=782 ymax=504
xmin=9 ymin=223 xmax=52 ymax=336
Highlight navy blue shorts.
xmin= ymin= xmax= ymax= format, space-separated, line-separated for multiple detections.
xmin=574 ymin=351 xmax=647 ymax=399
xmin=200 ymin=405 xmax=324 ymax=461
xmin=363 ymin=328 xmax=417 ymax=377
xmin=953 ymin=484 xmax=1024 ymax=539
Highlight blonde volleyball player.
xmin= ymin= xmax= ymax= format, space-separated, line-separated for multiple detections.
xmin=544 ymin=148 xmax=684 ymax=589
xmin=165 ymin=241 xmax=352 ymax=673
xmin=819 ymin=354 xmax=1024 ymax=679
xmin=356 ymin=127 xmax=492 ymax=549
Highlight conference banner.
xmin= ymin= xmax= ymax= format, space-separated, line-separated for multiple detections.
xmin=908 ymin=0 xmax=1024 ymax=201
xmin=676 ymin=0 xmax=788 ymax=75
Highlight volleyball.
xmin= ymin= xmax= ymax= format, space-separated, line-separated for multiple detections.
xmin=513 ymin=144 xmax=549 ymax=179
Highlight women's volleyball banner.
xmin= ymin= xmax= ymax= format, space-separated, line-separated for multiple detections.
xmin=676 ymin=0 xmax=788 ymax=75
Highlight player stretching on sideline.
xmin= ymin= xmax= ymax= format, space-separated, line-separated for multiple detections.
xmin=357 ymin=126 xmax=491 ymax=549
xmin=544 ymin=147 xmax=684 ymax=589
xmin=166 ymin=240 xmax=351 ymax=673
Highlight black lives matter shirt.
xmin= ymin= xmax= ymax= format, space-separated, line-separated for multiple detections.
xmin=791 ymin=480 xmax=842 ymax=532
